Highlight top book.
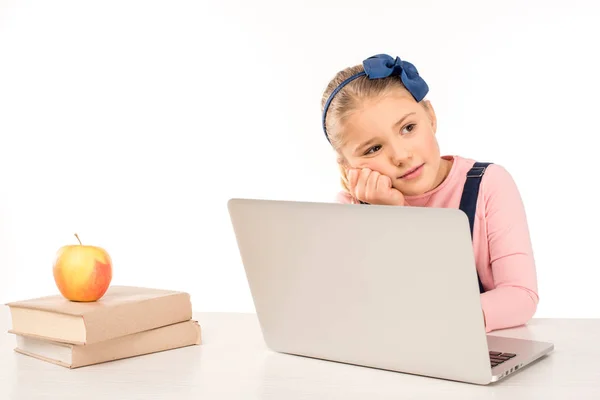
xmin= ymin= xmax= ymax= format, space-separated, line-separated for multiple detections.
xmin=5 ymin=285 xmax=192 ymax=345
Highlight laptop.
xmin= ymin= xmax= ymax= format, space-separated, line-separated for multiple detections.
xmin=226 ymin=198 xmax=554 ymax=385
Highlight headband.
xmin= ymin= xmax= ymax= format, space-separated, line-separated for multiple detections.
xmin=321 ymin=53 xmax=429 ymax=142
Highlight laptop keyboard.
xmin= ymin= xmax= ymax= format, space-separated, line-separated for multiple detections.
xmin=489 ymin=351 xmax=517 ymax=368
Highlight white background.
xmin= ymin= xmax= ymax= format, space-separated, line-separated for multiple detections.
xmin=1 ymin=0 xmax=598 ymax=318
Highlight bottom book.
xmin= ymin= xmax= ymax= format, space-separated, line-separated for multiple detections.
xmin=13 ymin=319 xmax=201 ymax=369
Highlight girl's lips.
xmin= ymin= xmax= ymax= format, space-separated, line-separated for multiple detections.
xmin=399 ymin=163 xmax=424 ymax=179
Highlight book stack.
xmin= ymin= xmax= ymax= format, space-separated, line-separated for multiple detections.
xmin=5 ymin=285 xmax=201 ymax=368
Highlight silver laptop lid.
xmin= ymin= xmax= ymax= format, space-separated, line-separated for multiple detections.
xmin=227 ymin=198 xmax=492 ymax=384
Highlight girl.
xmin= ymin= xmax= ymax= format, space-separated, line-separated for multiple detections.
xmin=320 ymin=53 xmax=538 ymax=333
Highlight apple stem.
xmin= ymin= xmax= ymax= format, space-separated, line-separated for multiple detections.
xmin=74 ymin=233 xmax=82 ymax=245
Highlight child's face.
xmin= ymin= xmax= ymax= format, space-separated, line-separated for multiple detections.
xmin=338 ymin=91 xmax=445 ymax=197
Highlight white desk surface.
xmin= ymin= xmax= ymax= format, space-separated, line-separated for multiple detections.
xmin=1 ymin=308 xmax=599 ymax=399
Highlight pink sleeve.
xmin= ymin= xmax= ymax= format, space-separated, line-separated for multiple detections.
xmin=479 ymin=165 xmax=539 ymax=332
xmin=335 ymin=191 xmax=358 ymax=204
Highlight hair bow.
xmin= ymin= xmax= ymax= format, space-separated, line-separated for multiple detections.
xmin=362 ymin=54 xmax=428 ymax=101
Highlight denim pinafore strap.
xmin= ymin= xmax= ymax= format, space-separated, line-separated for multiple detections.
xmin=459 ymin=161 xmax=493 ymax=293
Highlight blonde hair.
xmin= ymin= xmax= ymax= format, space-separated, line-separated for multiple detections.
xmin=320 ymin=63 xmax=412 ymax=192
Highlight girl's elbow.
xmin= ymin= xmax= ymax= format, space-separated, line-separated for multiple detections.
xmin=520 ymin=290 xmax=539 ymax=324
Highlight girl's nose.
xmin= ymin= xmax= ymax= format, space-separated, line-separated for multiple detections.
xmin=389 ymin=140 xmax=412 ymax=166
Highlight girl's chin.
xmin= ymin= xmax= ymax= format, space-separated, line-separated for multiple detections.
xmin=395 ymin=175 xmax=433 ymax=197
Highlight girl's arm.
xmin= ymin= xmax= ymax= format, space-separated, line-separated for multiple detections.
xmin=479 ymin=165 xmax=539 ymax=332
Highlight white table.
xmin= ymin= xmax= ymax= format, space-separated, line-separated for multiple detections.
xmin=1 ymin=308 xmax=599 ymax=399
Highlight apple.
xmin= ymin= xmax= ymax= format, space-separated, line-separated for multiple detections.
xmin=53 ymin=233 xmax=113 ymax=302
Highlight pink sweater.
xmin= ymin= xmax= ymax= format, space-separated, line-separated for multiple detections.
xmin=336 ymin=155 xmax=539 ymax=333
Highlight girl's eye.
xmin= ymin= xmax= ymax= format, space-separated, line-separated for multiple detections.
xmin=402 ymin=124 xmax=416 ymax=134
xmin=365 ymin=145 xmax=382 ymax=155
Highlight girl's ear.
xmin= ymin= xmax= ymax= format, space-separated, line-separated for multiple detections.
xmin=337 ymin=154 xmax=350 ymax=169
xmin=337 ymin=156 xmax=352 ymax=192
xmin=422 ymin=100 xmax=437 ymax=134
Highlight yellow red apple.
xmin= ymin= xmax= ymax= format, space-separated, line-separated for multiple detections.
xmin=53 ymin=233 xmax=113 ymax=302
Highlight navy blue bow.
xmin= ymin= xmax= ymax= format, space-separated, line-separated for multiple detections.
xmin=362 ymin=54 xmax=428 ymax=101
xmin=322 ymin=53 xmax=429 ymax=142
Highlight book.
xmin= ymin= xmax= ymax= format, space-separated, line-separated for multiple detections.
xmin=5 ymin=285 xmax=192 ymax=345
xmin=13 ymin=319 xmax=201 ymax=368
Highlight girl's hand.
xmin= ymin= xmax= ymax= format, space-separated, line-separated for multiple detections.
xmin=347 ymin=168 xmax=405 ymax=206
